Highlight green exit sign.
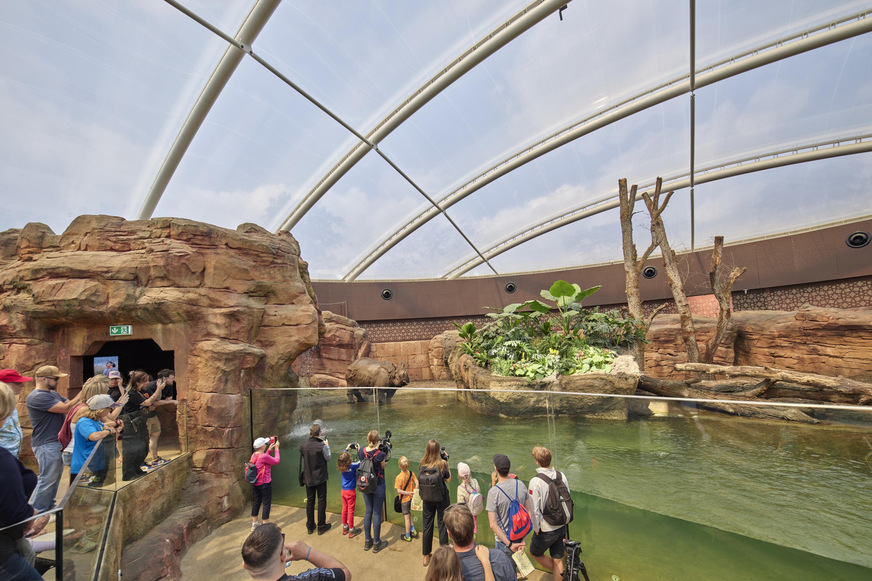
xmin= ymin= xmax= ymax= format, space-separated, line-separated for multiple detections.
xmin=109 ymin=325 xmax=132 ymax=336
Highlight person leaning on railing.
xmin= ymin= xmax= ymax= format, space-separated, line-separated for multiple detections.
xmin=119 ymin=370 xmax=163 ymax=480
xmin=0 ymin=381 xmax=49 ymax=580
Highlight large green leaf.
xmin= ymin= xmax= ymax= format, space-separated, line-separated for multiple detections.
xmin=573 ymin=285 xmax=602 ymax=303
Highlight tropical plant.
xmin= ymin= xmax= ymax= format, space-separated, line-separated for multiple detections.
xmin=454 ymin=280 xmax=645 ymax=380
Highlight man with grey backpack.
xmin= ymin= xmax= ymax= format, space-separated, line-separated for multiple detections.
xmin=528 ymin=445 xmax=573 ymax=581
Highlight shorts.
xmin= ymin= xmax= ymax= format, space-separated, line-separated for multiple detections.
xmin=530 ymin=526 xmax=566 ymax=559
xmin=401 ymin=500 xmax=412 ymax=515
xmin=147 ymin=415 xmax=161 ymax=436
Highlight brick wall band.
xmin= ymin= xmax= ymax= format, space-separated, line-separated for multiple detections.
xmin=359 ymin=276 xmax=872 ymax=344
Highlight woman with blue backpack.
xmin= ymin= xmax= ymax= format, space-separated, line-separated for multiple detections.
xmin=357 ymin=430 xmax=390 ymax=553
xmin=419 ymin=439 xmax=451 ymax=567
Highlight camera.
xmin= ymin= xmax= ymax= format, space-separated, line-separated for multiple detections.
xmin=269 ymin=436 xmax=278 ymax=445
xmin=378 ymin=430 xmax=393 ymax=453
xmin=440 ymin=446 xmax=449 ymax=461
xmin=563 ymin=540 xmax=590 ymax=581
xmin=347 ymin=442 xmax=360 ymax=450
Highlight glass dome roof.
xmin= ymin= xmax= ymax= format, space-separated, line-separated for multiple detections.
xmin=2 ymin=0 xmax=871 ymax=281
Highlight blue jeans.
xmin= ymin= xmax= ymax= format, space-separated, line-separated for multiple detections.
xmin=362 ymin=480 xmax=386 ymax=543
xmin=0 ymin=552 xmax=42 ymax=580
xmin=30 ymin=441 xmax=63 ymax=512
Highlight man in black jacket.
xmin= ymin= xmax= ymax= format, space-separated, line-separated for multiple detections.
xmin=300 ymin=424 xmax=331 ymax=535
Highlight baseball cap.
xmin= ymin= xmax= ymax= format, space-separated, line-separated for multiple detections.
xmin=253 ymin=437 xmax=270 ymax=449
xmin=34 ymin=365 xmax=69 ymax=378
xmin=493 ymin=454 xmax=511 ymax=473
xmin=0 ymin=369 xmax=33 ymax=383
xmin=87 ymin=394 xmax=115 ymax=411
xmin=108 ymin=370 xmax=122 ymax=379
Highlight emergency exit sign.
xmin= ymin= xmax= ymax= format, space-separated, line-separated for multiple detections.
xmin=109 ymin=325 xmax=132 ymax=336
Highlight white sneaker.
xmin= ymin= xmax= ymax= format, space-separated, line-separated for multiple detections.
xmin=251 ymin=521 xmax=259 ymax=531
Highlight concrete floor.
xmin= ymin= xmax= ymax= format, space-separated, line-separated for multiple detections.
xmin=180 ymin=505 xmax=551 ymax=581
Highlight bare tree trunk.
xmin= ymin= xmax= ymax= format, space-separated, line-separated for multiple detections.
xmin=618 ymin=178 xmax=659 ymax=371
xmin=702 ymin=236 xmax=746 ymax=363
xmin=642 ymin=178 xmax=700 ymax=362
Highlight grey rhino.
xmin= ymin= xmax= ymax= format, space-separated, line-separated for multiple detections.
xmin=345 ymin=357 xmax=410 ymax=404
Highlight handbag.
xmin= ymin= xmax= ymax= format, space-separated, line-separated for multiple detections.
xmin=394 ymin=470 xmax=413 ymax=513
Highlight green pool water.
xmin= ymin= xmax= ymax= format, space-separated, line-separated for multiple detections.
xmin=257 ymin=389 xmax=872 ymax=581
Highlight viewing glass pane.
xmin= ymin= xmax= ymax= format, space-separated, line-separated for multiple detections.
xmin=255 ymin=387 xmax=872 ymax=581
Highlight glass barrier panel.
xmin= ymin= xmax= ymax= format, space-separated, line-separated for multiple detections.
xmin=254 ymin=386 xmax=872 ymax=580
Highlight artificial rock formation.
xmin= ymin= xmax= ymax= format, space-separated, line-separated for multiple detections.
xmin=0 ymin=215 xmax=320 ymax=571
xmin=645 ymin=306 xmax=872 ymax=382
xmin=291 ymin=310 xmax=370 ymax=387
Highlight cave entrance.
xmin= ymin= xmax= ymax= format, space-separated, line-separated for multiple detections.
xmin=82 ymin=339 xmax=175 ymax=385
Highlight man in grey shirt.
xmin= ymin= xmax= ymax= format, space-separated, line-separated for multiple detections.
xmin=486 ymin=453 xmax=533 ymax=573
xmin=446 ymin=503 xmax=515 ymax=581
xmin=25 ymin=365 xmax=82 ymax=512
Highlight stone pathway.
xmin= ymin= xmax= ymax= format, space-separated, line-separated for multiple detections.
xmin=180 ymin=505 xmax=549 ymax=581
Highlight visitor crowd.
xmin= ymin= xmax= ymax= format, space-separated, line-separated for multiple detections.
xmin=0 ymin=364 xmax=179 ymax=579
xmin=245 ymin=424 xmax=574 ymax=581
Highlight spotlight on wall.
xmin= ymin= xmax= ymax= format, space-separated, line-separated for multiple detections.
xmin=642 ymin=266 xmax=658 ymax=279
xmin=504 ymin=282 xmax=517 ymax=294
xmin=846 ymin=231 xmax=870 ymax=249
xmin=381 ymin=289 xmax=393 ymax=300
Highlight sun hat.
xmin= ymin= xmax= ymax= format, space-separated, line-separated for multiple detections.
xmin=87 ymin=394 xmax=115 ymax=411
xmin=0 ymin=369 xmax=33 ymax=383
xmin=34 ymin=365 xmax=69 ymax=378
xmin=253 ymin=437 xmax=270 ymax=449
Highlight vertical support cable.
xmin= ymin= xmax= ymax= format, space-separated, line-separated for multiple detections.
xmin=689 ymin=0 xmax=697 ymax=251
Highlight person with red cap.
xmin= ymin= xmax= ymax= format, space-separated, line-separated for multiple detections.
xmin=0 ymin=369 xmax=33 ymax=457
xmin=25 ymin=365 xmax=83 ymax=512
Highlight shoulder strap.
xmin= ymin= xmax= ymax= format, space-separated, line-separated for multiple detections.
xmin=404 ymin=471 xmax=412 ymax=490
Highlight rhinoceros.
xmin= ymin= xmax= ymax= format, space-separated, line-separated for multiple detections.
xmin=345 ymin=357 xmax=410 ymax=404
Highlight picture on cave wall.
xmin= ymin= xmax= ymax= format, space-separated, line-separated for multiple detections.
xmin=94 ymin=355 xmax=119 ymax=376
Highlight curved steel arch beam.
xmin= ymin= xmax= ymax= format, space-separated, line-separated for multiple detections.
xmin=136 ymin=0 xmax=281 ymax=220
xmin=275 ymin=0 xmax=572 ymax=233
xmin=343 ymin=11 xmax=872 ymax=281
xmin=443 ymin=135 xmax=872 ymax=278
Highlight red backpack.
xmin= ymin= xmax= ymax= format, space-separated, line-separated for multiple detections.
xmin=495 ymin=479 xmax=532 ymax=542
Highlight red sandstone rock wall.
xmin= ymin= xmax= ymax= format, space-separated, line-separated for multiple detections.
xmin=645 ymin=306 xmax=872 ymax=381
xmin=0 ymin=216 xmax=319 ymax=530
xmin=291 ymin=310 xmax=370 ymax=387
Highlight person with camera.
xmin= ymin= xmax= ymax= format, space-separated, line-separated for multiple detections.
xmin=357 ymin=430 xmax=390 ymax=553
xmin=419 ymin=439 xmax=451 ymax=567
xmin=301 ymin=424 xmax=331 ymax=535
xmin=241 ymin=522 xmax=351 ymax=581
xmin=250 ymin=436 xmax=281 ymax=531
